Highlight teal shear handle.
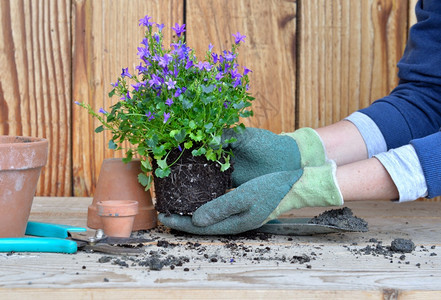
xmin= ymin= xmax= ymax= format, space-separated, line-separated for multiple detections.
xmin=0 ymin=237 xmax=78 ymax=254
xmin=0 ymin=221 xmax=87 ymax=254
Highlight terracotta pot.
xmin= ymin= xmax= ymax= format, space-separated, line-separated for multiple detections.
xmin=97 ymin=200 xmax=139 ymax=237
xmin=87 ymin=158 xmax=157 ymax=230
xmin=0 ymin=136 xmax=48 ymax=237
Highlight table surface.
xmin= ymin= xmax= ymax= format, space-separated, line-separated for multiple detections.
xmin=1 ymin=197 xmax=441 ymax=299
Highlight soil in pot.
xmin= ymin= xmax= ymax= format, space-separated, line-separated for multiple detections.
xmin=153 ymin=147 xmax=233 ymax=216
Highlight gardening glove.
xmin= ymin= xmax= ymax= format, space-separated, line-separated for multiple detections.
xmin=158 ymin=161 xmax=343 ymax=235
xmin=223 ymin=127 xmax=327 ymax=186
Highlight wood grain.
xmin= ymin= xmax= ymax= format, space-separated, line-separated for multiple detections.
xmin=186 ymin=0 xmax=297 ymax=133
xmin=0 ymin=0 xmax=71 ymax=196
xmin=1 ymin=197 xmax=440 ymax=298
xmin=72 ymin=0 xmax=184 ymax=196
xmin=297 ymin=0 xmax=409 ymax=128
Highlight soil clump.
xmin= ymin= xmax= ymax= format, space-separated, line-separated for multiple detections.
xmin=308 ymin=207 xmax=368 ymax=231
xmin=153 ymin=147 xmax=233 ymax=216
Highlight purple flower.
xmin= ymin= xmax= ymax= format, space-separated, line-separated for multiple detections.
xmin=121 ymin=67 xmax=132 ymax=78
xmin=111 ymin=79 xmax=119 ymax=87
xmin=215 ymin=73 xmax=224 ymax=81
xmin=243 ymin=66 xmax=252 ymax=76
xmin=185 ymin=60 xmax=194 ymax=70
xmin=156 ymin=23 xmax=165 ymax=32
xmin=196 ymin=61 xmax=212 ymax=71
xmin=149 ymin=74 xmax=162 ymax=87
xmin=139 ymin=15 xmax=154 ymax=28
xmin=223 ymin=101 xmax=230 ymax=108
xmin=74 ymin=101 xmax=80 ymax=105
xmin=132 ymin=82 xmax=142 ymax=91
xmin=165 ymin=98 xmax=173 ymax=106
xmin=212 ymin=53 xmax=219 ymax=64
xmin=136 ymin=64 xmax=148 ymax=74
xmin=233 ymin=78 xmax=242 ymax=88
xmin=224 ymin=51 xmax=235 ymax=61
xmin=178 ymin=145 xmax=182 ymax=152
xmin=137 ymin=47 xmax=149 ymax=59
xmin=232 ymin=32 xmax=246 ymax=44
xmin=120 ymin=91 xmax=131 ymax=101
xmin=172 ymin=23 xmax=186 ymax=37
xmin=141 ymin=38 xmax=149 ymax=46
xmin=174 ymin=88 xmax=183 ymax=97
xmin=208 ymin=43 xmax=214 ymax=52
xmin=163 ymin=112 xmax=170 ymax=123
xmin=145 ymin=111 xmax=155 ymax=121
xmin=165 ymin=78 xmax=176 ymax=90
xmin=98 ymin=107 xmax=107 ymax=114
xmin=154 ymin=33 xmax=160 ymax=44
xmin=158 ymin=54 xmax=173 ymax=68
xmin=230 ymin=68 xmax=242 ymax=79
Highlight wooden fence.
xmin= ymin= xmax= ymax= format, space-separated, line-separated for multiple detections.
xmin=1 ymin=0 xmax=418 ymax=197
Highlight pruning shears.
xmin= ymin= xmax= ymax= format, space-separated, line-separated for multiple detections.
xmin=0 ymin=221 xmax=150 ymax=254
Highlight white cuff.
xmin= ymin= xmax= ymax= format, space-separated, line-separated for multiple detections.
xmin=374 ymin=145 xmax=428 ymax=202
xmin=345 ymin=112 xmax=387 ymax=157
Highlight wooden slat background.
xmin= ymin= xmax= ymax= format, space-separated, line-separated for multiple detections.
xmin=1 ymin=0 xmax=423 ymax=198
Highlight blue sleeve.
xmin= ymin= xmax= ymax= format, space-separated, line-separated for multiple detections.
xmin=411 ymin=132 xmax=441 ymax=198
xmin=359 ymin=0 xmax=441 ymax=149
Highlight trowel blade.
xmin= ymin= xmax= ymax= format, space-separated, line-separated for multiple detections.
xmin=256 ymin=218 xmax=360 ymax=236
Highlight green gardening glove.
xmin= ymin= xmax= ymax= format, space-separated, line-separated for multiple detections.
xmin=158 ymin=161 xmax=343 ymax=235
xmin=224 ymin=127 xmax=327 ymax=186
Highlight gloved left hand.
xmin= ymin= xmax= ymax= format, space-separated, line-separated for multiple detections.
xmin=158 ymin=161 xmax=344 ymax=235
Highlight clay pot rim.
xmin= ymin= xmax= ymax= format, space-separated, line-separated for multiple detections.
xmin=0 ymin=135 xmax=48 ymax=147
xmin=97 ymin=200 xmax=139 ymax=217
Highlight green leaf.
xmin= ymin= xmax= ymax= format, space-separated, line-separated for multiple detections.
xmin=122 ymin=150 xmax=133 ymax=163
xmin=108 ymin=89 xmax=116 ymax=98
xmin=189 ymin=120 xmax=197 ymax=129
xmin=157 ymin=158 xmax=168 ymax=170
xmin=108 ymin=140 xmax=117 ymax=150
xmin=138 ymin=173 xmax=152 ymax=188
xmin=209 ymin=135 xmax=221 ymax=147
xmin=204 ymin=123 xmax=213 ymax=131
xmin=184 ymin=141 xmax=193 ymax=149
xmin=181 ymin=97 xmax=193 ymax=109
xmin=201 ymin=84 xmax=215 ymax=94
xmin=153 ymin=145 xmax=166 ymax=157
xmin=205 ymin=149 xmax=216 ymax=161
xmin=220 ymin=160 xmax=231 ymax=171
xmin=192 ymin=147 xmax=206 ymax=156
xmin=141 ymin=159 xmax=152 ymax=172
xmin=95 ymin=125 xmax=104 ymax=133
xmin=155 ymin=167 xmax=171 ymax=178
xmin=201 ymin=95 xmax=215 ymax=104
xmin=173 ymin=129 xmax=186 ymax=143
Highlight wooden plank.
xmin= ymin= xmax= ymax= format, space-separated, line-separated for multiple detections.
xmin=297 ymin=0 xmax=409 ymax=128
xmin=186 ymin=0 xmax=297 ymax=133
xmin=71 ymin=0 xmax=184 ymax=196
xmin=0 ymin=0 xmax=71 ymax=196
xmin=1 ymin=197 xmax=440 ymax=297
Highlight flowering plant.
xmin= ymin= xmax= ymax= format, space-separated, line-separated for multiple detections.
xmin=76 ymin=15 xmax=254 ymax=189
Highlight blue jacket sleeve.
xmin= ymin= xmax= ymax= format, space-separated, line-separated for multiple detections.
xmin=360 ymin=0 xmax=441 ymax=148
xmin=359 ymin=0 xmax=441 ymax=198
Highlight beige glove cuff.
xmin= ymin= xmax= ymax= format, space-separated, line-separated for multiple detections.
xmin=282 ymin=128 xmax=327 ymax=167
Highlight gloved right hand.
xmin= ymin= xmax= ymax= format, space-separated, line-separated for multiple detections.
xmin=223 ymin=127 xmax=328 ymax=186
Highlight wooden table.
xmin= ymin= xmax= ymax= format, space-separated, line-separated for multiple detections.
xmin=1 ymin=197 xmax=440 ymax=299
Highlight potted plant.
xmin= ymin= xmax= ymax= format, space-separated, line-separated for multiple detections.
xmin=0 ymin=136 xmax=48 ymax=237
xmin=76 ymin=15 xmax=254 ymax=215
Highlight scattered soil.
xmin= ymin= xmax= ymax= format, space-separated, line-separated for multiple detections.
xmin=390 ymin=238 xmax=415 ymax=253
xmin=153 ymin=147 xmax=233 ymax=216
xmin=308 ymin=207 xmax=368 ymax=232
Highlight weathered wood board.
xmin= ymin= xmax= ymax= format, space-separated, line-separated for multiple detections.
xmin=0 ymin=197 xmax=440 ymax=299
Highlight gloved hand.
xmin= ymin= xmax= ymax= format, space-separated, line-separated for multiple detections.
xmin=158 ymin=161 xmax=343 ymax=235
xmin=224 ymin=127 xmax=327 ymax=186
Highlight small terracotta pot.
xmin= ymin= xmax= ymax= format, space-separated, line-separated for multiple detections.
xmin=88 ymin=158 xmax=157 ymax=230
xmin=97 ymin=200 xmax=139 ymax=237
xmin=0 ymin=136 xmax=48 ymax=237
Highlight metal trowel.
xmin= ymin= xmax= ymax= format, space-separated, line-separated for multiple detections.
xmin=256 ymin=217 xmax=368 ymax=236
